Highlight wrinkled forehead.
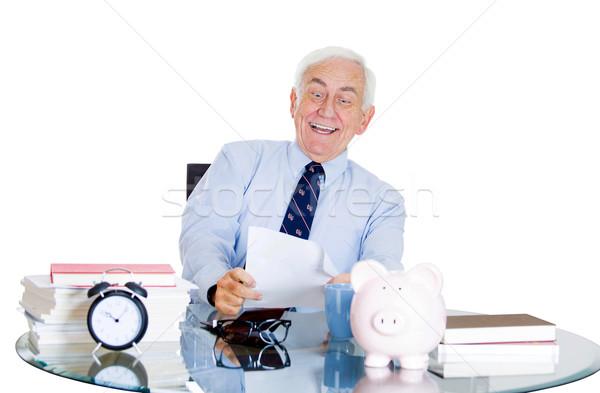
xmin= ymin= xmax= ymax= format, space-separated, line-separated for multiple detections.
xmin=300 ymin=58 xmax=366 ymax=95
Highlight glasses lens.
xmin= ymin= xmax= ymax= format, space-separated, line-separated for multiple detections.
xmin=258 ymin=345 xmax=289 ymax=369
xmin=214 ymin=342 xmax=241 ymax=369
xmin=258 ymin=320 xmax=289 ymax=344
xmin=221 ymin=320 xmax=252 ymax=343
xmin=235 ymin=353 xmax=254 ymax=369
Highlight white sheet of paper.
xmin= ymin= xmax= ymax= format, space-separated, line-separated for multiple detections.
xmin=244 ymin=226 xmax=338 ymax=309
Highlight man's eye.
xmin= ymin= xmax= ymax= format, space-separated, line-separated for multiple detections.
xmin=340 ymin=98 xmax=349 ymax=104
xmin=313 ymin=92 xmax=323 ymax=98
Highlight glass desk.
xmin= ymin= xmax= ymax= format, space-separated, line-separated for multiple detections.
xmin=16 ymin=304 xmax=600 ymax=393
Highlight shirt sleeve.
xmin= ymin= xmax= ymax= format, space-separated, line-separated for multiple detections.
xmin=179 ymin=143 xmax=255 ymax=304
xmin=359 ymin=185 xmax=406 ymax=271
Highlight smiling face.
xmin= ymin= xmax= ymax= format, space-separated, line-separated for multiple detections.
xmin=291 ymin=57 xmax=375 ymax=163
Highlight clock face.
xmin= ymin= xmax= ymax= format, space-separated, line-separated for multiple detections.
xmin=95 ymin=365 xmax=141 ymax=387
xmin=88 ymin=352 xmax=149 ymax=388
xmin=87 ymin=290 xmax=148 ymax=350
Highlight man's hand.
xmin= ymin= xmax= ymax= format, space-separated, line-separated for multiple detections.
xmin=326 ymin=273 xmax=351 ymax=285
xmin=214 ymin=268 xmax=262 ymax=315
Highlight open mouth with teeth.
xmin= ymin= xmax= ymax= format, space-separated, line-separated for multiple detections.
xmin=310 ymin=122 xmax=338 ymax=135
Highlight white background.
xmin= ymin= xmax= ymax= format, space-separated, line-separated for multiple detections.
xmin=1 ymin=1 xmax=599 ymax=392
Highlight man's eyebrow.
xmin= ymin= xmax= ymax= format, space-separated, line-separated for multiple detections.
xmin=308 ymin=78 xmax=358 ymax=95
xmin=309 ymin=77 xmax=326 ymax=86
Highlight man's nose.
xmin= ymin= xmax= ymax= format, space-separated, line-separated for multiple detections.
xmin=318 ymin=96 xmax=336 ymax=119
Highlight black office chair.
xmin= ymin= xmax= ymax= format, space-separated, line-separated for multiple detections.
xmin=186 ymin=163 xmax=211 ymax=200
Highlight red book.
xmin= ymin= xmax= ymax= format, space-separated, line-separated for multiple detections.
xmin=50 ymin=263 xmax=176 ymax=287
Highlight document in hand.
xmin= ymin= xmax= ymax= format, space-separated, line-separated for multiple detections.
xmin=244 ymin=226 xmax=339 ymax=309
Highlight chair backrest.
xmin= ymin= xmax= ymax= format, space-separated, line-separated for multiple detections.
xmin=186 ymin=163 xmax=211 ymax=200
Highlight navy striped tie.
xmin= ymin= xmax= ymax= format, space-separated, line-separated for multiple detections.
xmin=280 ymin=162 xmax=324 ymax=240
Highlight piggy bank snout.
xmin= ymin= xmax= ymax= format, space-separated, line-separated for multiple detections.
xmin=372 ymin=310 xmax=404 ymax=335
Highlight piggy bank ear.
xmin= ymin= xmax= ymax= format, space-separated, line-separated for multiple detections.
xmin=351 ymin=260 xmax=389 ymax=292
xmin=409 ymin=263 xmax=443 ymax=295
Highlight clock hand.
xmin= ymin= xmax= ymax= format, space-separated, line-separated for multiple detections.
xmin=102 ymin=311 xmax=118 ymax=321
xmin=116 ymin=307 xmax=128 ymax=321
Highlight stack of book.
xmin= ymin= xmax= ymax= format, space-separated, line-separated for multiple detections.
xmin=429 ymin=314 xmax=559 ymax=378
xmin=20 ymin=263 xmax=196 ymax=354
xmin=20 ymin=264 xmax=196 ymax=386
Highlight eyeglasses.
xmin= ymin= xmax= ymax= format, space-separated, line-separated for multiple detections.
xmin=213 ymin=339 xmax=291 ymax=370
xmin=212 ymin=318 xmax=291 ymax=345
xmin=214 ymin=341 xmax=291 ymax=370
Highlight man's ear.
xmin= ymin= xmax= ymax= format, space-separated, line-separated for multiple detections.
xmin=356 ymin=105 xmax=375 ymax=136
xmin=290 ymin=88 xmax=297 ymax=118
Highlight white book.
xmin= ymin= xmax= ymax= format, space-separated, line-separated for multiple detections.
xmin=434 ymin=341 xmax=559 ymax=363
xmin=30 ymin=325 xmax=182 ymax=346
xmin=20 ymin=275 xmax=195 ymax=323
xmin=31 ymin=340 xmax=180 ymax=357
xmin=428 ymin=356 xmax=556 ymax=378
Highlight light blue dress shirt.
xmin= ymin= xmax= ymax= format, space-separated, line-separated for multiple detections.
xmin=180 ymin=140 xmax=406 ymax=304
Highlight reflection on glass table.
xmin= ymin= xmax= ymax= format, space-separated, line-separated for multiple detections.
xmin=16 ymin=334 xmax=190 ymax=392
xmin=16 ymin=304 xmax=600 ymax=392
xmin=88 ymin=352 xmax=149 ymax=389
xmin=213 ymin=337 xmax=291 ymax=371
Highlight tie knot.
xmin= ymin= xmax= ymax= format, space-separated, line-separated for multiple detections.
xmin=305 ymin=161 xmax=324 ymax=176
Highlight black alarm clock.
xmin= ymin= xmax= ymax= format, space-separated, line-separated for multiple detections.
xmin=87 ymin=268 xmax=149 ymax=354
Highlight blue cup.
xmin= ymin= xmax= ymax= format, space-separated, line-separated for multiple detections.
xmin=324 ymin=337 xmax=364 ymax=389
xmin=325 ymin=283 xmax=354 ymax=338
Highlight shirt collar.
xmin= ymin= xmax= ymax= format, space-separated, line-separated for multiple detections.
xmin=288 ymin=140 xmax=348 ymax=188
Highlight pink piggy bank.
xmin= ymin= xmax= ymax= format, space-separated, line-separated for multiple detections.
xmin=353 ymin=368 xmax=440 ymax=393
xmin=350 ymin=261 xmax=446 ymax=369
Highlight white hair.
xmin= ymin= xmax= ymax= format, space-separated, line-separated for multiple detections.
xmin=294 ymin=46 xmax=376 ymax=110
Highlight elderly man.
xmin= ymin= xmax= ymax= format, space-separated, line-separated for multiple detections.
xmin=180 ymin=47 xmax=405 ymax=315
